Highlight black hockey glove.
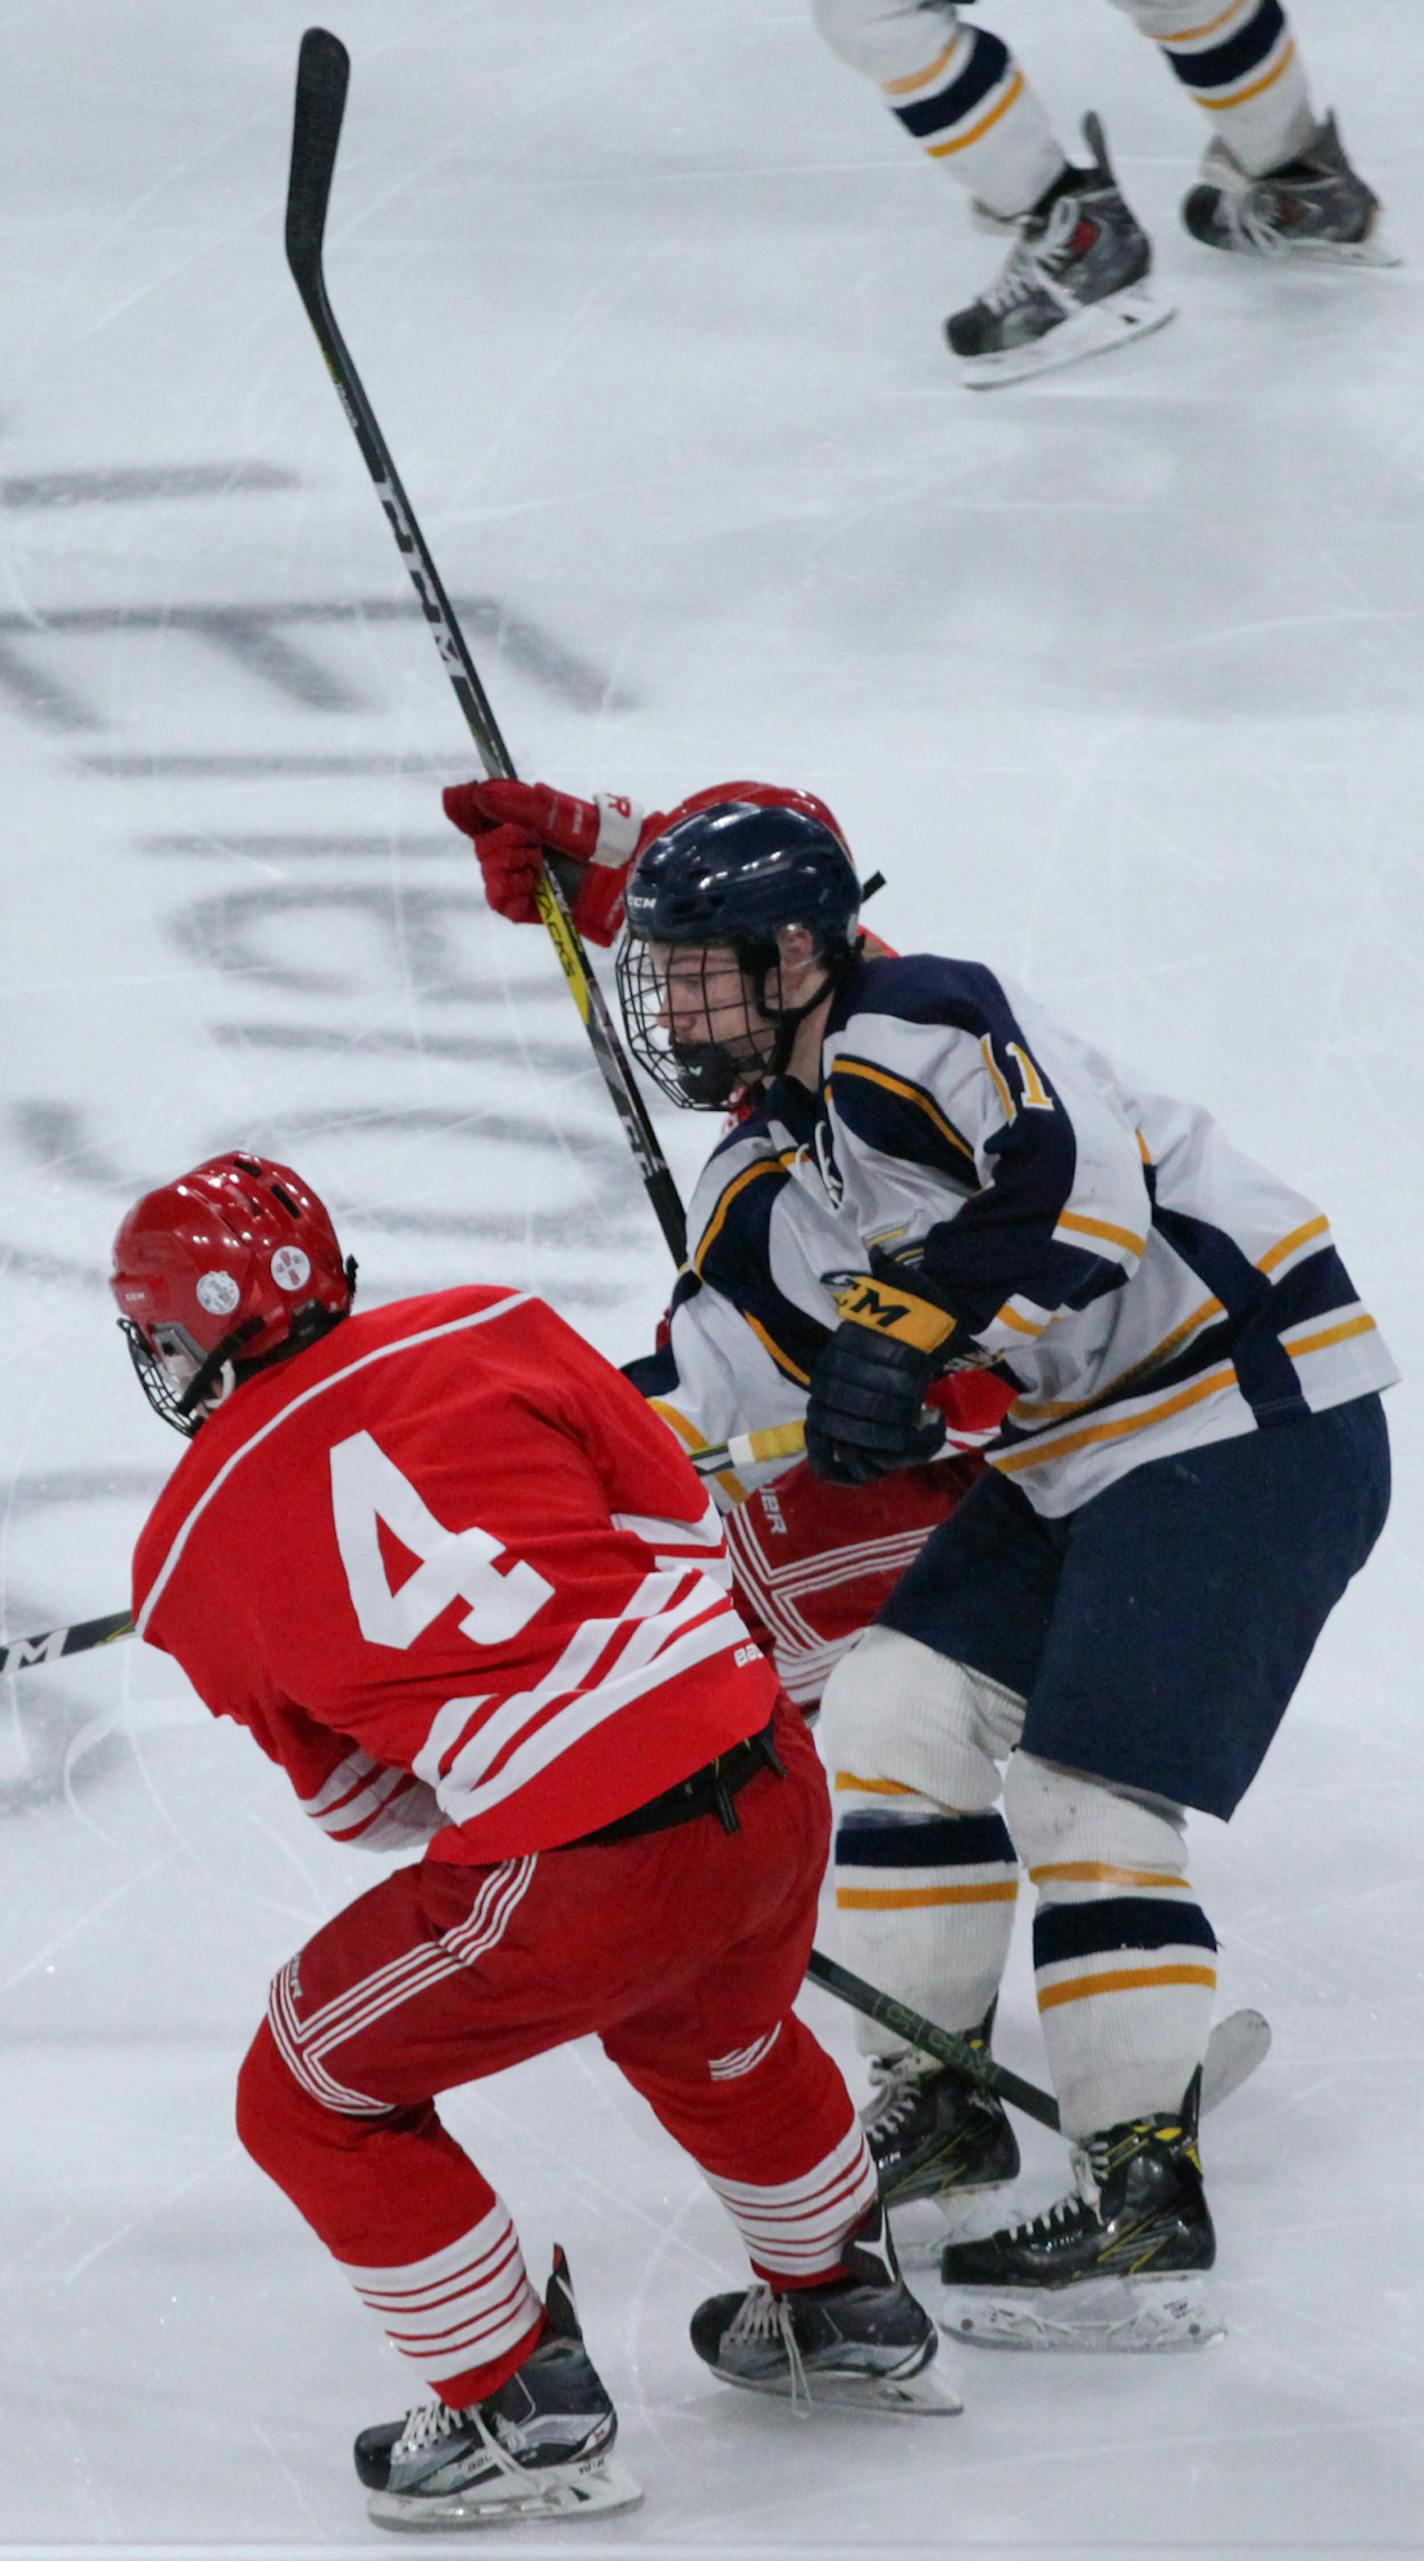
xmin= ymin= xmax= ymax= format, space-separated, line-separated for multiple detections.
xmin=805 ymin=1271 xmax=959 ymax=1486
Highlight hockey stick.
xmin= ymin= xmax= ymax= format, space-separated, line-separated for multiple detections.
xmin=0 ymin=1607 xmax=133 ymax=1680
xmin=283 ymin=26 xmax=687 ymax=1267
xmin=806 ymin=1950 xmax=1270 ymax=2133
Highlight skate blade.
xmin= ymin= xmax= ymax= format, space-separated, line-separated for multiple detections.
xmin=713 ymin=2359 xmax=962 ymax=2417
xmin=940 ymin=2272 xmax=1223 ymax=2354
xmin=367 ymin=2452 xmax=644 ymax=2530
xmin=954 ymin=286 xmax=1176 ymax=389
xmin=1277 ymin=230 xmax=1403 ymax=269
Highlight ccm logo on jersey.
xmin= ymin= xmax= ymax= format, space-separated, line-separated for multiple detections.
xmin=827 ymin=1272 xmax=959 ymax=1355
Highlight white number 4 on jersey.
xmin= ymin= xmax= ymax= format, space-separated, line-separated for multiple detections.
xmin=329 ymin=1430 xmax=553 ymax=1651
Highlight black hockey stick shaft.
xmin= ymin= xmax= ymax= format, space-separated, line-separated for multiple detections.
xmin=806 ymin=1949 xmax=1062 ymax=2132
xmin=284 ymin=27 xmax=687 ymax=1266
xmin=0 ymin=1608 xmax=134 ymax=1681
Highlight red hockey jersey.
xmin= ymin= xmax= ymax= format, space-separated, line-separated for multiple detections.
xmin=132 ymin=1287 xmax=777 ymax=1862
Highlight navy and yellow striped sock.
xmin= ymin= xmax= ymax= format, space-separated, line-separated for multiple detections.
xmin=834 ymin=1802 xmax=1018 ymax=2056
xmin=1122 ymin=0 xmax=1316 ymax=173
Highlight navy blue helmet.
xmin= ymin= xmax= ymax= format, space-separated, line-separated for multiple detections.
xmin=622 ymin=784 xmax=860 ymax=956
xmin=616 ymin=782 xmax=863 ymax=1110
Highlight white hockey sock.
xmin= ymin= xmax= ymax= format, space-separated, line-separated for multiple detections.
xmin=1005 ymin=1754 xmax=1217 ymax=2138
xmin=820 ymin=1631 xmax=1024 ymax=2058
xmin=704 ymin=2118 xmax=879 ymax=2282
xmin=1114 ymin=0 xmax=1316 ymax=173
xmin=813 ymin=2 xmax=1065 ymax=217
xmin=834 ymin=1795 xmax=1019 ymax=2057
xmin=338 ymin=2199 xmax=543 ymax=2394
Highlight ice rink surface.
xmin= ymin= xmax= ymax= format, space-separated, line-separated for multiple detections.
xmin=2 ymin=2 xmax=1422 ymax=2554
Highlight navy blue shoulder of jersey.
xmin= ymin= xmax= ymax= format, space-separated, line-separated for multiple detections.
xmin=679 ymin=1097 xmax=830 ymax=1390
xmin=830 ymin=951 xmax=1025 ymax=1045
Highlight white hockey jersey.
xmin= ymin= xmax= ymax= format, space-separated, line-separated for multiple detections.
xmin=632 ymin=953 xmax=1398 ymax=1518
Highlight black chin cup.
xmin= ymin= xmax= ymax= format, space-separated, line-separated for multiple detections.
xmin=663 ymin=1040 xmax=750 ymax=1112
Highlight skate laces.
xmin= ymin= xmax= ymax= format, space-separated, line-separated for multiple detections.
xmin=728 ymin=2285 xmax=812 ymax=2419
xmin=995 ymin=2144 xmax=1105 ymax=2246
xmin=394 ymin=2395 xmax=533 ymax=2486
xmin=864 ymin=2052 xmax=936 ymax=2136
xmin=983 ymin=195 xmax=1093 ymax=315
xmin=395 ymin=2399 xmax=465 ymax=2459
xmin=1214 ymin=188 xmax=1291 ymax=258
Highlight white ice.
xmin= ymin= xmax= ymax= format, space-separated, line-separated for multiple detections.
xmin=2 ymin=3 xmax=1422 ymax=2555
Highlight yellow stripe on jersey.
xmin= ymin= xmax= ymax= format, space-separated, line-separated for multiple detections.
xmin=926 ymin=67 xmax=1026 ymax=159
xmin=1257 ymin=1213 xmax=1329 ymax=1273
xmin=743 ymin=1309 xmax=812 ymax=1388
xmin=995 ymin=1304 xmax=1048 ymax=1339
xmin=833 ymin=1771 xmax=920 ymax=1797
xmin=1008 ymin=1214 xmax=1336 ymax=1431
xmin=693 ymin=1152 xmax=796 ymax=1275
xmin=836 ymin=1882 xmax=1019 ymax=1910
xmin=993 ymin=1364 xmax=1238 ymax=1475
xmin=1037 ymin=1963 xmax=1217 ymax=2011
xmin=646 ymin=1399 xmax=744 ymax=1506
xmin=1286 ymin=1312 xmax=1378 ymax=1361
xmin=1010 ymin=1288 xmax=1225 ymax=1425
xmin=828 ymin=1056 xmax=977 ymax=1164
xmin=883 ymin=34 xmax=961 ymax=98
xmin=1057 ymin=1209 xmax=1147 ymax=1259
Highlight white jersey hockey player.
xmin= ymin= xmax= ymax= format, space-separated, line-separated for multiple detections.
xmin=445 ymin=771 xmax=1395 ymax=2352
xmin=813 ymin=0 xmax=1395 ymax=381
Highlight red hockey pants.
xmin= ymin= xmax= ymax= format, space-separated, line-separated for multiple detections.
xmin=235 ymin=1702 xmax=876 ymax=2406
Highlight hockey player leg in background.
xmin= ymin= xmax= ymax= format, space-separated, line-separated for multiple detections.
xmin=811 ymin=0 xmax=1393 ymax=383
xmin=443 ymin=770 xmax=1397 ymax=2352
xmin=111 ymin=1159 xmax=952 ymax=2531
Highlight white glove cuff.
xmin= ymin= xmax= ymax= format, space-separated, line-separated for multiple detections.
xmin=592 ymin=792 xmax=646 ymax=867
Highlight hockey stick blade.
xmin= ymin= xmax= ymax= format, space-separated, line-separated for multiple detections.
xmin=286 ymin=29 xmax=349 ymax=305
xmin=1200 ymin=2005 xmax=1271 ymax=2118
xmin=0 ymin=1608 xmax=134 ymax=1680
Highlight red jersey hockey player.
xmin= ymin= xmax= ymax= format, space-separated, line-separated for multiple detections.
xmin=112 ymin=1153 xmax=954 ymax=2532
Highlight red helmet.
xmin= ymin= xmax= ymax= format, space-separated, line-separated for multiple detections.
xmin=652 ymin=779 xmax=852 ymax=858
xmin=111 ymin=1150 xmax=354 ymax=1434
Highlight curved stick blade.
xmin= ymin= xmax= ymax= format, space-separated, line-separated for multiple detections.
xmin=286 ymin=27 xmax=351 ymax=292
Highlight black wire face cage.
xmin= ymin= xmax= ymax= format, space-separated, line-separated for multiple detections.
xmin=119 ymin=1318 xmax=231 ymax=1438
xmin=615 ymin=937 xmax=787 ymax=1111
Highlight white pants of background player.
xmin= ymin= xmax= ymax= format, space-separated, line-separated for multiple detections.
xmin=819 ymin=1625 xmax=1216 ymax=2138
xmin=814 ymin=0 xmax=1320 ymax=218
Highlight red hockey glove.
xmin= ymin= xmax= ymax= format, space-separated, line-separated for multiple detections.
xmin=442 ymin=777 xmax=649 ymax=948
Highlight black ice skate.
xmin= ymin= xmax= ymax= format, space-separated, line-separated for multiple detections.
xmin=864 ymin=2030 xmax=1020 ymax=2219
xmin=1182 ymin=114 xmax=1399 ymax=266
xmin=690 ymin=2198 xmax=960 ymax=2415
xmin=357 ymin=2246 xmax=643 ymax=2529
xmin=938 ymin=2084 xmax=1219 ymax=2353
xmin=947 ymin=115 xmax=1174 ymax=386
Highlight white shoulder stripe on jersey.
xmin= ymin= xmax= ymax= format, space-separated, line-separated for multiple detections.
xmin=135 ymin=1294 xmax=532 ymax=1639
xmin=611 ymin=1498 xmax=723 ymax=1548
